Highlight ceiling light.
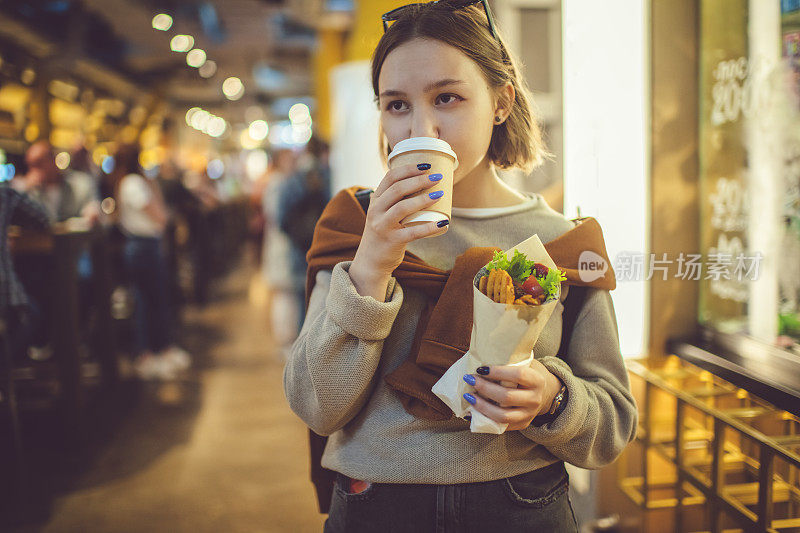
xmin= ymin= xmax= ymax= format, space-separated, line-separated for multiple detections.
xmin=248 ymin=120 xmax=268 ymax=141
xmin=222 ymin=77 xmax=244 ymax=101
xmin=198 ymin=60 xmax=217 ymax=78
xmin=186 ymin=49 xmax=207 ymax=68
xmin=152 ymin=14 xmax=173 ymax=31
xmin=190 ymin=109 xmax=210 ymax=130
xmin=170 ymin=34 xmax=194 ymax=53
xmin=185 ymin=107 xmax=201 ymax=126
xmin=288 ymin=103 xmax=310 ymax=124
xmin=206 ymin=116 xmax=226 ymax=138
xmin=55 ymin=151 xmax=70 ymax=170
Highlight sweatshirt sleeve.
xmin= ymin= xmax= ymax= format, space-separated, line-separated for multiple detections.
xmin=283 ymin=260 xmax=404 ymax=436
xmin=520 ymin=288 xmax=639 ymax=469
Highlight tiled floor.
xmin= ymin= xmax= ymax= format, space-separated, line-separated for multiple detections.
xmin=11 ymin=262 xmax=325 ymax=532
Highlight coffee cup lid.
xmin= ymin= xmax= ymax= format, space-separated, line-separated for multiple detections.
xmin=388 ymin=137 xmax=459 ymax=169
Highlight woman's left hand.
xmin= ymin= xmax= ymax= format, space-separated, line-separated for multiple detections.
xmin=463 ymin=360 xmax=563 ymax=431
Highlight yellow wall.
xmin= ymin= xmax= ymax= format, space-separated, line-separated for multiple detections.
xmin=313 ymin=28 xmax=345 ymax=142
xmin=345 ymin=0 xmax=408 ymax=61
xmin=649 ymin=0 xmax=700 ymax=358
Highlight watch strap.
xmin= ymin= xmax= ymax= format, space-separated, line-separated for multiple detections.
xmin=531 ymin=383 xmax=568 ymax=428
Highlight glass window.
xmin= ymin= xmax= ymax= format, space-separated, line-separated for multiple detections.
xmin=698 ymin=0 xmax=800 ymax=351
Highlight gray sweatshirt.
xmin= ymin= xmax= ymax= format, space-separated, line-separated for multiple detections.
xmin=283 ymin=192 xmax=638 ymax=484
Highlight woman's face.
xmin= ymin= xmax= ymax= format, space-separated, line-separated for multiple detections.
xmin=378 ymin=38 xmax=498 ymax=185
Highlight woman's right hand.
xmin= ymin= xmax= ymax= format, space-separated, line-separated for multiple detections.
xmin=349 ymin=163 xmax=446 ymax=299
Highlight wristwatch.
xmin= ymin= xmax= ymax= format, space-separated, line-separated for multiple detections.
xmin=531 ymin=381 xmax=568 ymax=428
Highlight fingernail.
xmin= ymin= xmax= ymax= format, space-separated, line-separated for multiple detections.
xmin=463 ymin=393 xmax=476 ymax=405
xmin=428 ymin=173 xmax=443 ymax=182
xmin=436 ymin=219 xmax=449 ymax=228
xmin=476 ymin=366 xmax=490 ymax=375
xmin=429 ymin=190 xmax=444 ymax=200
xmin=464 ymin=415 xmax=472 ymax=421
xmin=417 ymin=163 xmax=431 ymax=170
xmin=463 ymin=374 xmax=476 ymax=386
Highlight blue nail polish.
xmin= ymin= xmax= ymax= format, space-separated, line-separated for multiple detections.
xmin=436 ymin=219 xmax=449 ymax=228
xmin=476 ymin=366 xmax=490 ymax=375
xmin=428 ymin=173 xmax=443 ymax=182
xmin=463 ymin=374 xmax=476 ymax=386
xmin=463 ymin=393 xmax=476 ymax=405
xmin=417 ymin=163 xmax=431 ymax=170
xmin=429 ymin=190 xmax=444 ymax=200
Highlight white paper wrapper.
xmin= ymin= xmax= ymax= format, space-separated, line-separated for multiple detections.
xmin=431 ymin=234 xmax=561 ymax=434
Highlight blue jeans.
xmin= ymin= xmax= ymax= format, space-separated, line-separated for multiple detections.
xmin=323 ymin=461 xmax=579 ymax=532
xmin=123 ymin=236 xmax=173 ymax=355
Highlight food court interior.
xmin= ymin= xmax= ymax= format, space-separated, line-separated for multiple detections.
xmin=1 ymin=1 xmax=800 ymax=532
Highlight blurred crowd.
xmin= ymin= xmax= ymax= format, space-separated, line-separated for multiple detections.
xmin=247 ymin=136 xmax=331 ymax=356
xmin=2 ymin=134 xmax=332 ymax=385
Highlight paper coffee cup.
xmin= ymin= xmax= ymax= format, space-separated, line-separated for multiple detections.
xmin=387 ymin=137 xmax=458 ymax=228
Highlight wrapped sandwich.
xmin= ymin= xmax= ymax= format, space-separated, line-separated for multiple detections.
xmin=432 ymin=235 xmax=566 ymax=434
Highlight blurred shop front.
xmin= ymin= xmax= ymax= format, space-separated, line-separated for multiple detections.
xmin=592 ymin=1 xmax=800 ymax=532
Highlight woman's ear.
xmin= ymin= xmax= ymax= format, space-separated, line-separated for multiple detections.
xmin=494 ymin=81 xmax=516 ymax=123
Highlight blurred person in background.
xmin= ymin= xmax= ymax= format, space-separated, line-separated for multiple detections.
xmin=13 ymin=140 xmax=100 ymax=226
xmin=0 ymin=182 xmax=49 ymax=505
xmin=69 ymin=145 xmax=98 ymax=177
xmin=1 ymin=182 xmax=50 ymax=364
xmin=108 ymin=144 xmax=190 ymax=380
xmin=159 ymin=158 xmax=217 ymax=212
xmin=183 ymin=164 xmax=221 ymax=209
xmin=277 ymin=136 xmax=331 ymax=334
xmin=158 ymin=158 xmax=214 ymax=305
xmin=10 ymin=140 xmax=100 ymax=361
xmin=69 ymin=145 xmax=104 ymax=204
xmin=261 ymin=148 xmax=299 ymax=354
xmin=247 ymin=164 xmax=269 ymax=267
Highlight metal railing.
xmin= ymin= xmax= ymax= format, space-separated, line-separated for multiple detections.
xmin=621 ymin=357 xmax=800 ymax=533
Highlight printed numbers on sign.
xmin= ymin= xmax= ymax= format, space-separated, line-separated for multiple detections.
xmin=712 ymin=81 xmax=743 ymax=125
xmin=708 ymin=233 xmax=748 ymax=303
xmin=710 ymin=57 xmax=754 ymax=126
xmin=709 ymin=177 xmax=748 ymax=232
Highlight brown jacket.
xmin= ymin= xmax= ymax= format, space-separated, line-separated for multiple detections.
xmin=303 ymin=186 xmax=616 ymax=511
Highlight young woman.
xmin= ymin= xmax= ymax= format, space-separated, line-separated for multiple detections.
xmin=284 ymin=2 xmax=638 ymax=530
xmin=109 ymin=144 xmax=190 ymax=380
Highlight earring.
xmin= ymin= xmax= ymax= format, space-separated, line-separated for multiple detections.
xmin=495 ymin=116 xmax=503 ymax=124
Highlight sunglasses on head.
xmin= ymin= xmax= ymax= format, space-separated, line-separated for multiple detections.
xmin=381 ymin=0 xmax=498 ymax=41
